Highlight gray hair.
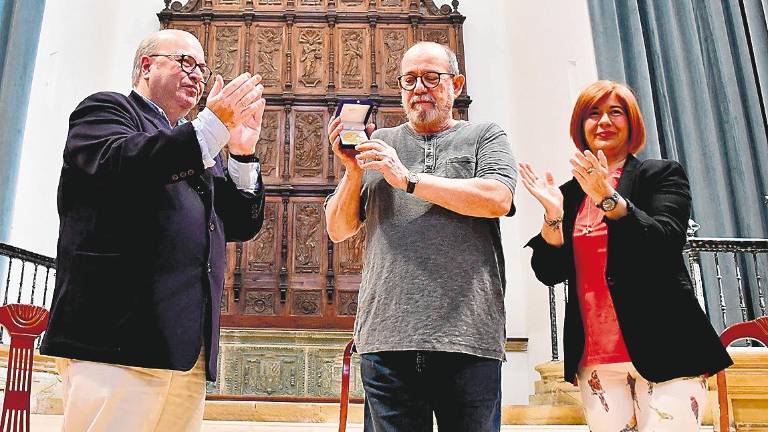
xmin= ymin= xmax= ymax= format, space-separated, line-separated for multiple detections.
xmin=406 ymin=41 xmax=460 ymax=74
xmin=131 ymin=35 xmax=160 ymax=86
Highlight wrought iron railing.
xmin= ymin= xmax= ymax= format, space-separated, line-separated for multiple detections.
xmin=547 ymin=237 xmax=768 ymax=362
xmin=0 ymin=243 xmax=56 ymax=346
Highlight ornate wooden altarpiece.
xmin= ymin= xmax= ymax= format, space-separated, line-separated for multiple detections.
xmin=158 ymin=0 xmax=470 ymax=332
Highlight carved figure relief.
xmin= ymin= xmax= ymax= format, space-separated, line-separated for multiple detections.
xmin=383 ymin=30 xmax=406 ymax=89
xmin=423 ymin=29 xmax=450 ymax=45
xmin=341 ymin=30 xmax=364 ymax=88
xmin=259 ymin=0 xmax=282 ymax=4
xmin=174 ymin=25 xmax=200 ymax=40
xmin=248 ymin=204 xmax=277 ymax=271
xmin=294 ymin=203 xmax=321 ymax=273
xmin=381 ymin=0 xmax=403 ymax=6
xmin=215 ymin=27 xmax=240 ymax=80
xmin=294 ymin=112 xmax=323 ymax=177
xmin=294 ymin=291 xmax=321 ymax=315
xmin=339 ymin=229 xmax=365 ymax=274
xmin=300 ymin=0 xmax=322 ymax=5
xmin=256 ymin=28 xmax=282 ymax=87
xmin=245 ymin=291 xmax=276 ymax=315
xmin=299 ymin=29 xmax=323 ymax=87
xmin=340 ymin=0 xmax=364 ymax=5
xmin=256 ymin=112 xmax=279 ymax=176
xmin=221 ymin=290 xmax=229 ymax=313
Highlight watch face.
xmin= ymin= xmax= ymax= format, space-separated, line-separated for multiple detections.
xmin=600 ymin=194 xmax=618 ymax=212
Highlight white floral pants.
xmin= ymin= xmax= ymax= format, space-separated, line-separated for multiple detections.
xmin=577 ymin=362 xmax=707 ymax=432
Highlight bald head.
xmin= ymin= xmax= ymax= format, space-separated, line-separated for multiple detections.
xmin=131 ymin=29 xmax=202 ymax=86
xmin=401 ymin=41 xmax=459 ymax=75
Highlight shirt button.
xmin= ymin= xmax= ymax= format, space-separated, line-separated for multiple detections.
xmin=207 ymin=263 xmax=212 ymax=273
xmin=209 ymin=223 xmax=215 ymax=231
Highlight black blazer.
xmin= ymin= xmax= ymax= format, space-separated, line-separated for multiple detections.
xmin=526 ymin=155 xmax=732 ymax=383
xmin=41 ymin=91 xmax=265 ymax=381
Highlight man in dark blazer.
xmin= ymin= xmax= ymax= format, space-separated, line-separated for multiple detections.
xmin=40 ymin=29 xmax=266 ymax=432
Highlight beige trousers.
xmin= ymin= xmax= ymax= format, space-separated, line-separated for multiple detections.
xmin=577 ymin=362 xmax=707 ymax=432
xmin=56 ymin=350 xmax=207 ymax=432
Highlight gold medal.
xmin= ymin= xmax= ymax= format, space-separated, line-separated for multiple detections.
xmin=341 ymin=130 xmax=364 ymax=145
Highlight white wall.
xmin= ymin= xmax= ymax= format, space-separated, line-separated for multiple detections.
xmin=12 ymin=0 xmax=598 ymax=405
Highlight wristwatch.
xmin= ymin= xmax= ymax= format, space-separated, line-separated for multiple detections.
xmin=596 ymin=191 xmax=620 ymax=212
xmin=406 ymin=171 xmax=420 ymax=194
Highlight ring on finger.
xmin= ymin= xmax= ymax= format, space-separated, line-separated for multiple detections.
xmin=586 ymin=168 xmax=595 ymax=174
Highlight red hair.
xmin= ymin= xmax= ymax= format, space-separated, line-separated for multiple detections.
xmin=569 ymin=80 xmax=646 ymax=154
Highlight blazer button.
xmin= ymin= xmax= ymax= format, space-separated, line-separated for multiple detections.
xmin=207 ymin=263 xmax=212 ymax=273
xmin=172 ymin=174 xmax=179 ymax=181
xmin=209 ymin=223 xmax=215 ymax=231
xmin=188 ymin=169 xmax=195 ymax=175
xmin=606 ymin=276 xmax=614 ymax=285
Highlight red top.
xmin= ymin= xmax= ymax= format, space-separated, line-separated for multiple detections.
xmin=573 ymin=168 xmax=631 ymax=367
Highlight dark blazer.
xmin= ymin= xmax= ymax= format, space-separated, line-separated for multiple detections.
xmin=41 ymin=91 xmax=265 ymax=381
xmin=526 ymin=155 xmax=732 ymax=384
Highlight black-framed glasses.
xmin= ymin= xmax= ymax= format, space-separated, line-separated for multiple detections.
xmin=149 ymin=53 xmax=213 ymax=84
xmin=396 ymin=72 xmax=455 ymax=91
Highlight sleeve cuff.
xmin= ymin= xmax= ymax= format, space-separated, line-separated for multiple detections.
xmin=228 ymin=156 xmax=261 ymax=192
xmin=192 ymin=108 xmax=230 ymax=169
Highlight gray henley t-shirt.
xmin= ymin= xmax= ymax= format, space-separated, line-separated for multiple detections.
xmin=329 ymin=120 xmax=517 ymax=360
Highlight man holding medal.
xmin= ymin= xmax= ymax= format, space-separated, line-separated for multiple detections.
xmin=324 ymin=41 xmax=517 ymax=431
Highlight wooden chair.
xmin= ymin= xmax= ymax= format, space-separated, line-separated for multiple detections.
xmin=338 ymin=340 xmax=355 ymax=432
xmin=717 ymin=316 xmax=768 ymax=432
xmin=0 ymin=304 xmax=49 ymax=432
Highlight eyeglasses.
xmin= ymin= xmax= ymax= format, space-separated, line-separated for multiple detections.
xmin=149 ymin=54 xmax=213 ymax=84
xmin=396 ymin=72 xmax=455 ymax=91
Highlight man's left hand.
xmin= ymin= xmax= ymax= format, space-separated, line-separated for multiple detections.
xmin=227 ymin=94 xmax=266 ymax=156
xmin=355 ymin=140 xmax=409 ymax=191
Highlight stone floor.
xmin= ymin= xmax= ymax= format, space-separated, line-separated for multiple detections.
xmin=26 ymin=415 xmax=716 ymax=431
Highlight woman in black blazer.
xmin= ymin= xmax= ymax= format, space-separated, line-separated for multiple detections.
xmin=520 ymin=81 xmax=731 ymax=431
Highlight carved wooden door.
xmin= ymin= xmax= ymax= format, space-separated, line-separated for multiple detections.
xmin=159 ymin=0 xmax=470 ymax=330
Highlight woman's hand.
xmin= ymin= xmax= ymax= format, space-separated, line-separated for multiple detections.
xmin=570 ymin=150 xmax=614 ymax=204
xmin=518 ymin=162 xmax=564 ymax=218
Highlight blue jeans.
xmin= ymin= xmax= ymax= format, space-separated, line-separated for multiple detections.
xmin=360 ymin=351 xmax=502 ymax=432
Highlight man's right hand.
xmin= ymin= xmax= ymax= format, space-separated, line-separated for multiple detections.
xmin=328 ymin=116 xmax=375 ymax=176
xmin=206 ymin=73 xmax=265 ymax=130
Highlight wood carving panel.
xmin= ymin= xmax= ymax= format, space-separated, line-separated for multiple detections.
xmin=338 ymin=291 xmax=358 ymax=316
xmin=211 ymin=25 xmax=244 ymax=81
xmin=377 ymin=0 xmax=407 ymax=9
xmin=247 ymin=202 xmax=279 ymax=273
xmin=290 ymin=109 xmax=327 ymax=182
xmin=336 ymin=27 xmax=369 ymax=93
xmin=306 ymin=348 xmax=364 ymax=398
xmin=292 ymin=291 xmax=322 ymax=316
xmin=256 ymin=109 xmax=283 ymax=182
xmin=291 ymin=202 xmax=323 ymax=274
xmin=297 ymin=0 xmax=325 ymax=10
xmin=338 ymin=228 xmax=365 ymax=275
xmin=170 ymin=23 xmax=201 ymax=41
xmin=336 ymin=0 xmax=367 ymax=12
xmin=378 ymin=27 xmax=409 ymax=95
xmin=420 ymin=26 xmax=455 ymax=50
xmin=256 ymin=0 xmax=284 ymax=8
xmin=293 ymin=26 xmax=327 ymax=94
xmin=230 ymin=348 xmax=305 ymax=396
xmin=213 ymin=0 xmax=242 ymax=9
xmin=244 ymin=290 xmax=276 ymax=315
xmin=377 ymin=108 xmax=408 ymax=129
xmin=252 ymin=26 xmax=285 ymax=93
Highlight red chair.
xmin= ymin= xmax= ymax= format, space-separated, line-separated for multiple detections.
xmin=717 ymin=316 xmax=768 ymax=432
xmin=338 ymin=340 xmax=355 ymax=432
xmin=0 ymin=304 xmax=49 ymax=432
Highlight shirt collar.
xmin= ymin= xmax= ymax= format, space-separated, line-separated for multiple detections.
xmin=133 ymin=91 xmax=188 ymax=126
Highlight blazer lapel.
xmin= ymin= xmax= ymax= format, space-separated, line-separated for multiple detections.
xmin=616 ymin=154 xmax=640 ymax=199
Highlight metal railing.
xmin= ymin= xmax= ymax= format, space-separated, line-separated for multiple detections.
xmin=547 ymin=237 xmax=768 ymax=362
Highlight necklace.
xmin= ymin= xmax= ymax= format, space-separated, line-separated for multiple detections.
xmin=582 ymin=201 xmax=601 ymax=235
